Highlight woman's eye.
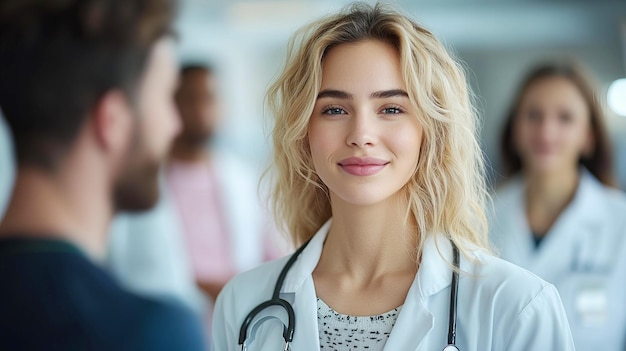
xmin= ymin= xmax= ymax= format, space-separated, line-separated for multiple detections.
xmin=322 ymin=107 xmax=346 ymax=115
xmin=559 ymin=112 xmax=573 ymax=124
xmin=381 ymin=106 xmax=403 ymax=114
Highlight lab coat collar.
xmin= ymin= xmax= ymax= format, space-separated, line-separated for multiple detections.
xmin=518 ymin=167 xmax=607 ymax=241
xmin=278 ymin=219 xmax=467 ymax=350
xmin=568 ymin=168 xmax=607 ymax=218
xmin=280 ymin=218 xmax=463 ymax=299
xmin=505 ymin=167 xmax=606 ymax=238
xmin=538 ymin=168 xmax=610 ymax=267
xmin=280 ymin=219 xmax=330 ymax=293
xmin=282 ymin=219 xmax=458 ymax=298
xmin=418 ymin=233 xmax=462 ymax=298
xmin=517 ymin=167 xmax=605 ymax=223
xmin=506 ymin=167 xmax=609 ymax=277
xmin=384 ymin=234 xmax=464 ymax=350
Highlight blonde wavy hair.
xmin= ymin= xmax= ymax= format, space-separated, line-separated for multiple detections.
xmin=266 ymin=2 xmax=490 ymax=258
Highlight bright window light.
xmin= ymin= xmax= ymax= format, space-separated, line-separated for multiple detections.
xmin=607 ymin=78 xmax=626 ymax=116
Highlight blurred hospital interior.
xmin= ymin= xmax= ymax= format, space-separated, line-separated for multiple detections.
xmin=1 ymin=1 xmax=626 ymax=349
xmin=1 ymin=0 xmax=626 ymax=211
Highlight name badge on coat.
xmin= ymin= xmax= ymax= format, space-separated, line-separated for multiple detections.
xmin=571 ymin=274 xmax=608 ymax=326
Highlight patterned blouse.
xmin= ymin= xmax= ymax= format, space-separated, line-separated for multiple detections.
xmin=317 ymin=297 xmax=402 ymax=350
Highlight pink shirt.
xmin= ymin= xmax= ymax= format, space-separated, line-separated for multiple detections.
xmin=166 ymin=161 xmax=236 ymax=283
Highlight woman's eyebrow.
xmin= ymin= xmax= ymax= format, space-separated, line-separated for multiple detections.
xmin=317 ymin=89 xmax=352 ymax=100
xmin=371 ymin=89 xmax=409 ymax=99
xmin=317 ymin=89 xmax=408 ymax=100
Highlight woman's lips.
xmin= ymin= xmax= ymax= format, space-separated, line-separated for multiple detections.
xmin=338 ymin=157 xmax=389 ymax=176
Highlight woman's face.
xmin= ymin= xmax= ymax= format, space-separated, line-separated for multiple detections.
xmin=513 ymin=76 xmax=593 ymax=176
xmin=308 ymin=39 xmax=424 ymax=207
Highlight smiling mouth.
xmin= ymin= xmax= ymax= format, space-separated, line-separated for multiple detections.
xmin=338 ymin=157 xmax=389 ymax=176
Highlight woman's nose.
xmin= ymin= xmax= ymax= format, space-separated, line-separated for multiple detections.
xmin=346 ymin=113 xmax=377 ymax=148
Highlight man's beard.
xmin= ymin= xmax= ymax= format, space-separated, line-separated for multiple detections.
xmin=113 ymin=157 xmax=161 ymax=212
xmin=112 ymin=124 xmax=163 ymax=212
xmin=179 ymin=123 xmax=214 ymax=148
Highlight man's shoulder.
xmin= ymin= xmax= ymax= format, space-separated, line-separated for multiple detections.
xmin=77 ymin=261 xmax=207 ymax=350
xmin=0 ymin=240 xmax=206 ymax=350
xmin=129 ymin=296 xmax=206 ymax=350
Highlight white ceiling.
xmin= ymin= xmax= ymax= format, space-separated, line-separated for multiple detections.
xmin=175 ymin=0 xmax=626 ymax=50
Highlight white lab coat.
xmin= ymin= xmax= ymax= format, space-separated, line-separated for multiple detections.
xmin=490 ymin=169 xmax=626 ymax=351
xmin=107 ymin=151 xmax=283 ymax=314
xmin=213 ymin=220 xmax=574 ymax=351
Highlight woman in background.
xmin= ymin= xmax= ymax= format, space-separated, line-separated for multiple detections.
xmin=213 ymin=3 xmax=574 ymax=350
xmin=490 ymin=62 xmax=626 ymax=350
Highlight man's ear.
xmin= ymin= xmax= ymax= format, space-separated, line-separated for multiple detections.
xmin=90 ymin=90 xmax=133 ymax=154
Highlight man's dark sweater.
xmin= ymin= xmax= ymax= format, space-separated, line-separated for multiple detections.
xmin=0 ymin=237 xmax=206 ymax=351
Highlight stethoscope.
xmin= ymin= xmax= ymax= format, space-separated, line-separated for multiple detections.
xmin=239 ymin=239 xmax=461 ymax=351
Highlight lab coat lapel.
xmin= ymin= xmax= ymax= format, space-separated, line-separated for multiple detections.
xmin=383 ymin=279 xmax=434 ymax=350
xmin=384 ymin=234 xmax=454 ymax=350
xmin=278 ymin=220 xmax=331 ymax=351
xmin=528 ymin=171 xmax=604 ymax=282
xmin=288 ymin=277 xmax=320 ymax=350
xmin=498 ymin=178 xmax=536 ymax=267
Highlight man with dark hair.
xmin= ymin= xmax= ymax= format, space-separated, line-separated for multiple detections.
xmin=0 ymin=0 xmax=206 ymax=349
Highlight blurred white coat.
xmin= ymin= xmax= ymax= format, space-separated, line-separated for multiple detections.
xmin=490 ymin=169 xmax=626 ymax=351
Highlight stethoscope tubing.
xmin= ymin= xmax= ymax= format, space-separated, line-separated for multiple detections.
xmin=238 ymin=239 xmax=311 ymax=346
xmin=239 ymin=238 xmax=461 ymax=350
xmin=444 ymin=242 xmax=461 ymax=351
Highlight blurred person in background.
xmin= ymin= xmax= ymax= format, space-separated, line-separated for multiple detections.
xmin=107 ymin=63 xmax=287 ymax=339
xmin=0 ymin=0 xmax=206 ymax=350
xmin=490 ymin=62 xmax=626 ymax=350
xmin=172 ymin=64 xmax=286 ymax=300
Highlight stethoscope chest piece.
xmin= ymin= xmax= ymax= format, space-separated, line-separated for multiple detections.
xmin=443 ymin=345 xmax=460 ymax=351
xmin=240 ymin=341 xmax=290 ymax=351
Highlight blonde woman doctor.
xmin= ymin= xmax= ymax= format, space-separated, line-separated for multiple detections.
xmin=213 ymin=3 xmax=574 ymax=350
xmin=490 ymin=62 xmax=626 ymax=350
